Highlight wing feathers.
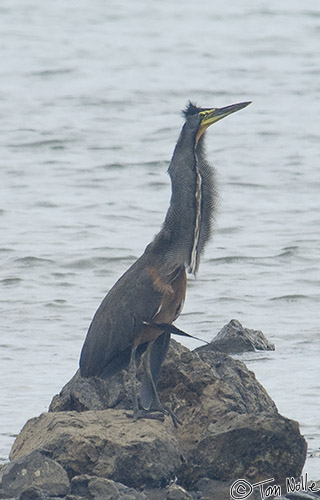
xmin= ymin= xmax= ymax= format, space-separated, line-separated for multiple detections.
xmin=80 ymin=255 xmax=163 ymax=377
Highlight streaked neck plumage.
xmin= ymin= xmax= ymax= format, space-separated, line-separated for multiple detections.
xmin=150 ymin=123 xmax=216 ymax=275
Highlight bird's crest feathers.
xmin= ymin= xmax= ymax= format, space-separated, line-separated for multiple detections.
xmin=182 ymin=101 xmax=200 ymax=117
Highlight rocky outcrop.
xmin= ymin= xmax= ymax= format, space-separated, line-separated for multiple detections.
xmin=48 ymin=369 xmax=130 ymax=413
xmin=70 ymin=475 xmax=149 ymax=500
xmin=10 ymin=410 xmax=180 ymax=489
xmin=195 ymin=319 xmax=275 ymax=354
xmin=1 ymin=336 xmax=308 ymax=500
xmin=49 ymin=339 xmax=275 ymax=416
xmin=0 ymin=449 xmax=69 ymax=498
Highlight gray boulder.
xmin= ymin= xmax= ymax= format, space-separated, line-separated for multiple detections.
xmin=19 ymin=488 xmax=61 ymax=500
xmin=10 ymin=410 xmax=181 ymax=489
xmin=0 ymin=450 xmax=69 ymax=498
xmin=49 ymin=338 xmax=276 ymax=416
xmin=193 ymin=477 xmax=233 ymax=500
xmin=49 ymin=369 xmax=130 ymax=413
xmin=70 ymin=474 xmax=149 ymax=500
xmin=157 ymin=342 xmax=305 ymax=487
xmin=165 ymin=484 xmax=193 ymax=500
xmin=7 ymin=339 xmax=306 ymax=492
xmin=195 ymin=319 xmax=275 ymax=354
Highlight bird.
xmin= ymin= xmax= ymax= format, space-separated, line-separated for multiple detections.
xmin=79 ymin=100 xmax=251 ymax=426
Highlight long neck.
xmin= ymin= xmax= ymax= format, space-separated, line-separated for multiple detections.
xmin=150 ymin=125 xmax=215 ymax=274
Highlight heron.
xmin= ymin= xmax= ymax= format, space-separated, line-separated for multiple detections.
xmin=79 ymin=100 xmax=251 ymax=426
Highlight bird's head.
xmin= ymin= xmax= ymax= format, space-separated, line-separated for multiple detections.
xmin=183 ymin=100 xmax=251 ymax=145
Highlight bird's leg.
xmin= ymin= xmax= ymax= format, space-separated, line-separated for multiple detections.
xmin=126 ymin=344 xmax=164 ymax=423
xmin=128 ymin=343 xmax=139 ymax=417
xmin=141 ymin=343 xmax=181 ymax=428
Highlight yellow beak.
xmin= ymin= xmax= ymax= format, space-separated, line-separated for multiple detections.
xmin=196 ymin=101 xmax=251 ymax=144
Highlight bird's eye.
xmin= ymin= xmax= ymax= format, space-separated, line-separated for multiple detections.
xmin=199 ymin=110 xmax=215 ymax=118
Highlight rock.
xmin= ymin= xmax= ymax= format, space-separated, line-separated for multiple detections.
xmin=179 ymin=412 xmax=306 ymax=487
xmin=142 ymin=488 xmax=168 ymax=500
xmin=10 ymin=410 xmax=181 ymax=489
xmin=166 ymin=483 xmax=192 ymax=500
xmin=195 ymin=349 xmax=275 ymax=412
xmin=65 ymin=496 xmax=86 ymax=500
xmin=49 ymin=369 xmax=131 ymax=413
xmin=159 ymin=343 xmax=277 ymax=420
xmin=0 ymin=450 xmax=69 ymax=498
xmin=193 ymin=477 xmax=233 ymax=500
xmin=195 ymin=319 xmax=275 ymax=354
xmin=8 ymin=339 xmax=306 ymax=493
xmin=19 ymin=488 xmax=55 ymax=500
xmin=48 ymin=321 xmax=274 ymax=414
xmin=49 ymin=339 xmax=276 ymax=416
xmin=71 ymin=474 xmax=148 ymax=499
xmin=156 ymin=343 xmax=306 ymax=487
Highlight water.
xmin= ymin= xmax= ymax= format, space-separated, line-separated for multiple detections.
xmin=1 ymin=0 xmax=319 ymax=480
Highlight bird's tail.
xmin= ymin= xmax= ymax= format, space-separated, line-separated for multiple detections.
xmin=143 ymin=321 xmax=209 ymax=344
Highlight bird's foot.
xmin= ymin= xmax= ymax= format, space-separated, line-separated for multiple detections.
xmin=125 ymin=405 xmax=181 ymax=427
xmin=137 ymin=404 xmax=181 ymax=428
xmin=156 ymin=404 xmax=181 ymax=428
xmin=125 ymin=409 xmax=165 ymax=423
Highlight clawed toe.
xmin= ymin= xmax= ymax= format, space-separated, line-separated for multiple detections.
xmin=125 ymin=410 xmax=165 ymax=422
xmin=160 ymin=405 xmax=182 ymax=428
xmin=125 ymin=405 xmax=181 ymax=428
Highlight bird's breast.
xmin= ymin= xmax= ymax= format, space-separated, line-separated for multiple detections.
xmin=134 ymin=265 xmax=187 ymax=346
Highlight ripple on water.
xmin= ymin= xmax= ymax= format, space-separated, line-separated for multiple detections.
xmin=63 ymin=254 xmax=137 ymax=270
xmin=269 ymin=294 xmax=313 ymax=302
xmin=0 ymin=277 xmax=23 ymax=287
xmin=206 ymin=254 xmax=280 ymax=265
xmin=29 ymin=68 xmax=76 ymax=77
xmin=15 ymin=256 xmax=55 ymax=267
xmin=277 ymin=246 xmax=299 ymax=257
xmin=9 ymin=139 xmax=71 ymax=150
xmin=44 ymin=299 xmax=68 ymax=308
